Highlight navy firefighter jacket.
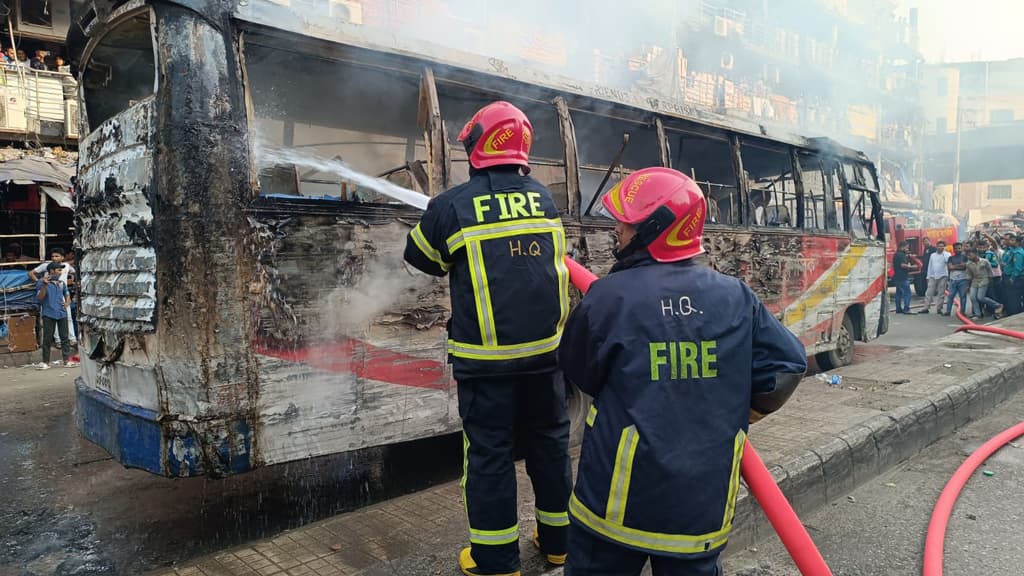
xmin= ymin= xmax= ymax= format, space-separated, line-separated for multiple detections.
xmin=558 ymin=254 xmax=807 ymax=558
xmin=404 ymin=167 xmax=570 ymax=381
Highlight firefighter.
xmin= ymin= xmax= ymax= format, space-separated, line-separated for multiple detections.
xmin=558 ymin=167 xmax=807 ymax=575
xmin=403 ymin=101 xmax=572 ymax=576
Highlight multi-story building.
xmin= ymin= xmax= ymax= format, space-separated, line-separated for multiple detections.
xmin=0 ymin=0 xmax=78 ymax=254
xmin=923 ymin=58 xmax=1024 ymax=228
xmin=671 ymin=0 xmax=926 ymax=208
xmin=0 ymin=0 xmax=78 ymax=144
xmin=342 ymin=0 xmax=928 ymax=210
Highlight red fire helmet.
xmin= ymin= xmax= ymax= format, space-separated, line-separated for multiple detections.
xmin=457 ymin=101 xmax=532 ymax=173
xmin=601 ymin=167 xmax=707 ymax=262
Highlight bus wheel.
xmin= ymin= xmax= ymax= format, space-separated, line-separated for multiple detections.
xmin=565 ymin=379 xmax=591 ymax=448
xmin=914 ymin=275 xmax=927 ymax=297
xmin=816 ymin=315 xmax=855 ymax=371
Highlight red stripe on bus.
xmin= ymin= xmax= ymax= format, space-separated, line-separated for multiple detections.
xmin=255 ymin=340 xmax=451 ymax=390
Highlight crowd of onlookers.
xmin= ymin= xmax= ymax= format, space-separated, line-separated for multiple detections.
xmin=1 ymin=46 xmax=70 ymax=73
xmin=892 ymin=232 xmax=1024 ymax=320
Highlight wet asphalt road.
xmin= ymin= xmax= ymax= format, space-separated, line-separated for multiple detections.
xmin=0 ymin=367 xmax=462 ymax=576
xmin=0 ymin=291 xmax=1007 ymax=576
xmin=723 ymin=387 xmax=1024 ymax=576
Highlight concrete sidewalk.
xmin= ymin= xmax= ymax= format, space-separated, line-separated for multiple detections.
xmin=152 ymin=315 xmax=1024 ymax=576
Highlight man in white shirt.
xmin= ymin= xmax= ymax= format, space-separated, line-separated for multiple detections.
xmin=919 ymin=240 xmax=950 ymax=314
xmin=28 ymin=247 xmax=77 ymax=344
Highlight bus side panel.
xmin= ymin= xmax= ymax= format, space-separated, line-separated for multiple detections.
xmin=575 ymin=226 xmax=886 ymax=355
xmin=75 ymin=99 xmax=167 ymax=473
xmin=249 ymin=215 xmax=461 ymax=465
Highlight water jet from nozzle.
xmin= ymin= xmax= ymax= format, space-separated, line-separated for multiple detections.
xmin=255 ymin=143 xmax=430 ymax=211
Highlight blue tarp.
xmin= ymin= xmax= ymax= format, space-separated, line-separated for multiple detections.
xmin=0 ymin=269 xmax=38 ymax=313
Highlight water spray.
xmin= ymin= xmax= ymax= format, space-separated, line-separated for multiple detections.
xmin=256 ymin=144 xmax=431 ymax=210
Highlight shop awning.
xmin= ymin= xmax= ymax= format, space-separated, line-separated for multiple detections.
xmin=41 ymin=185 xmax=74 ymax=209
xmin=0 ymin=157 xmax=74 ymax=188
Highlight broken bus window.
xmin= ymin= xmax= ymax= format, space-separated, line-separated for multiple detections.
xmin=573 ymin=109 xmax=662 ymax=216
xmin=438 ymin=84 xmax=568 ymax=210
xmin=245 ymin=41 xmax=429 ymax=203
xmin=740 ymin=139 xmax=798 ymax=229
xmin=82 ymin=12 xmax=155 ymax=130
xmin=667 ymin=129 xmax=740 ymax=226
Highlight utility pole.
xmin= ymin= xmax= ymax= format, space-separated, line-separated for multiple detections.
xmin=952 ymin=92 xmax=962 ymax=218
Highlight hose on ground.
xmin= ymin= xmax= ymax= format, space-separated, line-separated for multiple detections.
xmin=945 ymin=288 xmax=1024 ymax=341
xmin=922 ymin=422 xmax=1024 ymax=576
xmin=563 ymin=256 xmax=834 ymax=576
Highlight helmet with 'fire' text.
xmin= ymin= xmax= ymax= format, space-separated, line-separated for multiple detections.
xmin=457 ymin=101 xmax=532 ymax=174
xmin=601 ymin=167 xmax=707 ymax=262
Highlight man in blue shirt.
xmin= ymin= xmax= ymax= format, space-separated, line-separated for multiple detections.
xmin=1000 ymin=234 xmax=1024 ymax=316
xmin=35 ymin=262 xmax=76 ymax=369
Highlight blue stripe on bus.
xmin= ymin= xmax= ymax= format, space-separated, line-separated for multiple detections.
xmin=75 ymin=379 xmax=252 ymax=477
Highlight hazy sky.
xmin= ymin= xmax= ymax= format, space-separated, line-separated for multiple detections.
xmin=899 ymin=0 xmax=1024 ymax=62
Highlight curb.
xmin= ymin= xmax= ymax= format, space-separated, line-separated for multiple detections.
xmin=728 ymin=336 xmax=1024 ymax=551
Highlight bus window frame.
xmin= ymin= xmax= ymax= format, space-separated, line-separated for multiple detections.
xmin=570 ymin=106 xmax=665 ymax=222
xmin=739 ymin=137 xmax=801 ymax=232
xmin=79 ymin=5 xmax=159 ymax=133
xmin=795 ymin=151 xmax=849 ymax=236
xmin=845 ymin=161 xmax=886 ymax=242
xmin=240 ymin=34 xmax=444 ymax=206
xmin=658 ymin=122 xmax=746 ymax=228
xmin=432 ymin=77 xmax=571 ymax=210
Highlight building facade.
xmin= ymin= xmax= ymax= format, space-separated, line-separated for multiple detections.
xmin=671 ymin=0 xmax=925 ymax=209
xmin=923 ymin=58 xmax=1024 ymax=227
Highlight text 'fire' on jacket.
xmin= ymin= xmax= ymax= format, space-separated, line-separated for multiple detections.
xmin=404 ymin=167 xmax=571 ymax=380
xmin=558 ymin=254 xmax=807 ymax=558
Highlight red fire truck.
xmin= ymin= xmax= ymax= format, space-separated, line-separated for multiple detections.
xmin=885 ymin=214 xmax=957 ymax=295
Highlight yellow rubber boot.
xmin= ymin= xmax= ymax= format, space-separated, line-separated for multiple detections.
xmin=532 ymin=528 xmax=567 ymax=566
xmin=458 ymin=547 xmax=520 ymax=576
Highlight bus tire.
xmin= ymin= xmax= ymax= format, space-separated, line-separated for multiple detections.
xmin=815 ymin=315 xmax=855 ymax=371
xmin=565 ymin=378 xmax=591 ymax=448
xmin=914 ymin=275 xmax=927 ymax=297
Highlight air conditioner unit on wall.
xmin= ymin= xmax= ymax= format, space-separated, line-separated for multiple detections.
xmin=329 ymin=0 xmax=363 ymax=24
xmin=3 ymin=89 xmax=28 ymax=131
xmin=714 ymin=16 xmax=728 ymax=37
xmin=65 ymin=100 xmax=79 ymax=138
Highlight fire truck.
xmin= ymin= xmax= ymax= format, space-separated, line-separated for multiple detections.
xmin=885 ymin=213 xmax=957 ymax=295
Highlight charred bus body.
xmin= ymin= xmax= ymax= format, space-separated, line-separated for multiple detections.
xmin=70 ymin=0 xmax=886 ymax=477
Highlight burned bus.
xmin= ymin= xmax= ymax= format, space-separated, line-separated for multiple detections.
xmin=70 ymin=0 xmax=886 ymax=477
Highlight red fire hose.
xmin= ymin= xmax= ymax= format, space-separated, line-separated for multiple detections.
xmin=563 ymin=256 xmax=833 ymax=576
xmin=919 ymin=290 xmax=1024 ymax=575
xmin=946 ymin=286 xmax=1024 ymax=340
xmin=922 ymin=422 xmax=1024 ymax=576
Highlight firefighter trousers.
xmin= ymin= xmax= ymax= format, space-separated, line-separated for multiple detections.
xmin=565 ymin=524 xmax=724 ymax=576
xmin=458 ymin=371 xmax=572 ymax=573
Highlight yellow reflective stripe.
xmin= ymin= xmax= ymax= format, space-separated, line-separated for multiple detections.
xmin=570 ymin=493 xmax=730 ymax=555
xmin=460 ymin=432 xmax=470 ymax=517
xmin=782 ymin=245 xmax=865 ymax=327
xmin=469 ymin=523 xmax=520 ymax=546
xmin=586 ymin=404 xmax=597 ymax=427
xmin=448 ymin=332 xmax=561 ymax=360
xmin=462 ymin=433 xmax=520 ymax=546
xmin=606 ymin=425 xmax=640 ymax=524
xmin=466 ymin=241 xmax=497 ymax=346
xmin=410 ymin=224 xmax=450 ymax=272
xmin=447 ymin=218 xmax=563 ymax=253
xmin=536 ymin=508 xmax=570 ymax=527
xmin=552 ymin=229 xmax=570 ymax=334
xmin=722 ymin=429 xmax=746 ymax=529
